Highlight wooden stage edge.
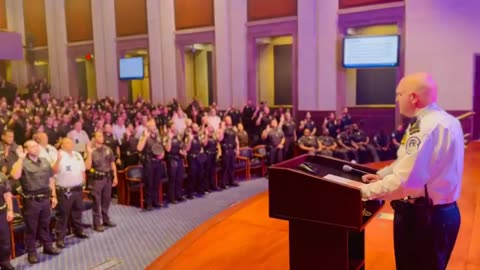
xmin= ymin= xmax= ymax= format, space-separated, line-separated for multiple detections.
xmin=146 ymin=191 xmax=268 ymax=270
xmin=147 ymin=142 xmax=480 ymax=270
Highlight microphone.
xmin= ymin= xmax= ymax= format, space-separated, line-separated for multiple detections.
xmin=342 ymin=165 xmax=370 ymax=176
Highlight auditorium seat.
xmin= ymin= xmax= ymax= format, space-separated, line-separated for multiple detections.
xmin=235 ymin=147 xmax=250 ymax=180
xmin=124 ymin=165 xmax=144 ymax=209
xmin=10 ymin=195 xmax=25 ymax=258
xmin=252 ymin=145 xmax=267 ymax=177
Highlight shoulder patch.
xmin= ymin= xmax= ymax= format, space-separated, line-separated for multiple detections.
xmin=405 ymin=136 xmax=421 ymax=154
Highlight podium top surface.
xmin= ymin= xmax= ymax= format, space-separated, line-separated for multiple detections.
xmin=268 ymin=154 xmax=384 ymax=230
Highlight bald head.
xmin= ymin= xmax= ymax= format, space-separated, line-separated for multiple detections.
xmin=396 ymin=72 xmax=438 ymax=117
xmin=61 ymin=137 xmax=74 ymax=152
xmin=33 ymin=132 xmax=48 ymax=146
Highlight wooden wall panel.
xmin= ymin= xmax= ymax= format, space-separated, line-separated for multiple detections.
xmin=65 ymin=0 xmax=93 ymax=42
xmin=114 ymin=0 xmax=147 ymax=37
xmin=339 ymin=0 xmax=403 ymax=9
xmin=248 ymin=0 xmax=297 ymax=21
xmin=0 ymin=61 xmax=6 ymax=79
xmin=175 ymin=0 xmax=214 ymax=30
xmin=23 ymin=0 xmax=48 ymax=47
xmin=0 ymin=0 xmax=7 ymax=30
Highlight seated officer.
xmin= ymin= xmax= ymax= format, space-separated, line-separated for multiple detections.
xmin=391 ymin=124 xmax=406 ymax=157
xmin=373 ymin=129 xmax=393 ymax=161
xmin=317 ymin=128 xmax=337 ymax=157
xmin=351 ymin=123 xmax=380 ymax=163
xmin=297 ymin=129 xmax=319 ymax=154
xmin=336 ymin=125 xmax=359 ymax=163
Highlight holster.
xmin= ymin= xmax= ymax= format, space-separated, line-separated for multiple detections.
xmin=412 ymin=196 xmax=433 ymax=227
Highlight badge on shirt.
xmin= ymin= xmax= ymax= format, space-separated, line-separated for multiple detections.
xmin=406 ymin=136 xmax=421 ymax=154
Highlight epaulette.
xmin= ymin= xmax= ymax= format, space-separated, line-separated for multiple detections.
xmin=408 ymin=118 xmax=420 ymax=135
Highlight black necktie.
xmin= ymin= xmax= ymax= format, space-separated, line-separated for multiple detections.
xmin=409 ymin=117 xmax=417 ymax=125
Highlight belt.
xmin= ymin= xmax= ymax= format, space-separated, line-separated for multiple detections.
xmin=92 ymin=170 xmax=111 ymax=176
xmin=23 ymin=193 xmax=49 ymax=200
xmin=56 ymin=185 xmax=83 ymax=192
xmin=405 ymin=198 xmax=457 ymax=210
xmin=222 ymin=144 xmax=235 ymax=149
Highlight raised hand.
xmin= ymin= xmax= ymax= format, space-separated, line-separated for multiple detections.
xmin=144 ymin=129 xmax=151 ymax=138
xmin=16 ymin=146 xmax=26 ymax=159
xmin=86 ymin=142 xmax=94 ymax=154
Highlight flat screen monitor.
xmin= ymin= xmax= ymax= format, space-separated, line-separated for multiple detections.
xmin=119 ymin=57 xmax=144 ymax=80
xmin=342 ymin=35 xmax=400 ymax=68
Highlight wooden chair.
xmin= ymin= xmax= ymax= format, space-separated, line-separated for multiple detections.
xmin=10 ymin=195 xmax=24 ymax=259
xmin=239 ymin=147 xmax=266 ymax=180
xmin=158 ymin=161 xmax=169 ymax=205
xmin=124 ymin=165 xmax=144 ymax=209
xmin=252 ymin=145 xmax=268 ymax=177
xmin=235 ymin=147 xmax=250 ymax=180
xmin=116 ymin=168 xmax=127 ymax=205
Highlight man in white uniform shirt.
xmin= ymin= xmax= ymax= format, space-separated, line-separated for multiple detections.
xmin=52 ymin=138 xmax=89 ymax=249
xmin=112 ymin=116 xmax=126 ymax=143
xmin=361 ymin=73 xmax=463 ymax=270
xmin=35 ymin=132 xmax=57 ymax=165
xmin=67 ymin=121 xmax=90 ymax=154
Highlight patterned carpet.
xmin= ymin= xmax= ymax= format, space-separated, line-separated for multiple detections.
xmin=11 ymin=178 xmax=269 ymax=270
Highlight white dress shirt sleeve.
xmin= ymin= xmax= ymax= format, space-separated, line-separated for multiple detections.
xmin=361 ymin=125 xmax=444 ymax=201
xmin=376 ymin=159 xmax=399 ymax=178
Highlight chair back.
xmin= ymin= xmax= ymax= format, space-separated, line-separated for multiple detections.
xmin=239 ymin=147 xmax=253 ymax=159
xmin=253 ymin=145 xmax=267 ymax=157
xmin=12 ymin=196 xmax=23 ymax=225
xmin=126 ymin=165 xmax=143 ymax=180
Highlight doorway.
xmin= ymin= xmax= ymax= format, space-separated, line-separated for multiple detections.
xmin=255 ymin=35 xmax=293 ymax=107
xmin=68 ymin=45 xmax=96 ymax=100
xmin=183 ymin=43 xmax=214 ymax=107
xmin=74 ymin=56 xmax=96 ymax=100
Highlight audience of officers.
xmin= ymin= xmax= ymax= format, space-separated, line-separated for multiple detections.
xmin=0 ymin=95 xmax=406 ymax=268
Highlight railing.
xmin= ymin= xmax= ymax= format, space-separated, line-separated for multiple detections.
xmin=456 ymin=111 xmax=475 ymax=146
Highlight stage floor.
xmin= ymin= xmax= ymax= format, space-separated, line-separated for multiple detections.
xmin=147 ymin=142 xmax=480 ymax=270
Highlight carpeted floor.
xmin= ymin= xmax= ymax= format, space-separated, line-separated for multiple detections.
xmin=11 ymin=178 xmax=269 ymax=270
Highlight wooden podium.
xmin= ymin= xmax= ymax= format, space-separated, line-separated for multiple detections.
xmin=269 ymin=154 xmax=384 ymax=270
